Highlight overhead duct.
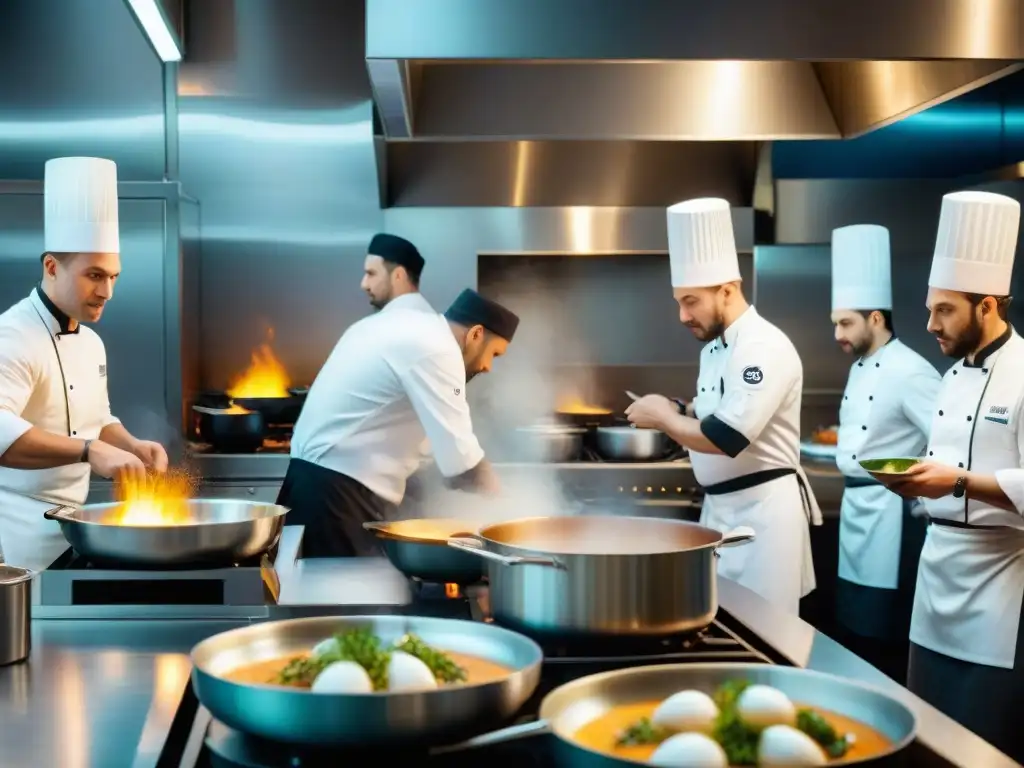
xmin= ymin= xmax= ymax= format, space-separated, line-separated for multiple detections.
xmin=366 ymin=0 xmax=1024 ymax=142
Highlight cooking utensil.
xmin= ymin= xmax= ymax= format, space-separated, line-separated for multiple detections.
xmin=363 ymin=518 xmax=486 ymax=584
xmin=439 ymin=663 xmax=917 ymax=765
xmin=42 ymin=499 xmax=287 ymax=567
xmin=193 ymin=405 xmax=266 ymax=452
xmin=859 ymin=457 xmax=921 ymax=478
xmin=0 ymin=565 xmax=33 ymax=666
xmin=594 ymin=425 xmax=671 ymax=461
xmin=514 ymin=424 xmax=585 ymax=462
xmin=448 ymin=515 xmax=755 ymax=638
xmin=190 ymin=614 xmax=543 ymax=748
xmin=231 ymin=393 xmax=306 ymax=425
xmin=624 ymin=390 xmax=640 ymax=401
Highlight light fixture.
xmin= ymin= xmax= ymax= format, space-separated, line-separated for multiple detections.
xmin=124 ymin=0 xmax=182 ymax=63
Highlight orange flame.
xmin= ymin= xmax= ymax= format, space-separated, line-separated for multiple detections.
xmin=101 ymin=469 xmax=198 ymax=526
xmin=227 ymin=330 xmax=290 ymax=399
xmin=556 ymin=395 xmax=611 ymax=415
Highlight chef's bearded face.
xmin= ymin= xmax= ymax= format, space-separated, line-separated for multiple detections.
xmin=361 ymin=255 xmax=417 ymax=310
xmin=831 ymin=309 xmax=887 ymax=356
xmin=674 ymin=283 xmax=737 ymax=341
xmin=42 ymin=252 xmax=121 ymax=323
xmin=460 ymin=326 xmax=508 ymax=382
xmin=926 ymin=288 xmax=1010 ymax=359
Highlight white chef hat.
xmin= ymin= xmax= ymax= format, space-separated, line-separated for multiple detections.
xmin=44 ymin=157 xmax=120 ymax=254
xmin=667 ymin=197 xmax=741 ymax=289
xmin=831 ymin=224 xmax=892 ymax=311
xmin=929 ymin=190 xmax=1020 ymax=296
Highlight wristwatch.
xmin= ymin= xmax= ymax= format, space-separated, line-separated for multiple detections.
xmin=671 ymin=398 xmax=687 ymax=417
xmin=952 ymin=475 xmax=967 ymax=499
xmin=79 ymin=439 xmax=93 ymax=464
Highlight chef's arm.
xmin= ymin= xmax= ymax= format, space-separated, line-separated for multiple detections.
xmin=445 ymin=458 xmax=501 ymax=494
xmin=656 ymin=412 xmax=728 ymax=455
xmin=99 ymin=422 xmax=139 ymax=453
xmin=0 ymin=418 xmax=85 ymax=470
xmin=963 ymin=472 xmax=1017 ymax=513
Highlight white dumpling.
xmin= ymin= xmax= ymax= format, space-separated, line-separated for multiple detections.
xmin=387 ymin=650 xmax=438 ymax=692
xmin=310 ymin=660 xmax=374 ymax=694
xmin=651 ymin=689 xmax=719 ymax=733
xmin=758 ymin=724 xmax=827 ymax=766
xmin=649 ymin=732 xmax=728 ymax=768
xmin=737 ymin=685 xmax=797 ymax=728
xmin=312 ymin=636 xmax=341 ymax=659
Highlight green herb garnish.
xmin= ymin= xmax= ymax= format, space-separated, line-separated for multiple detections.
xmin=615 ymin=717 xmax=672 ymax=747
xmin=797 ymin=708 xmax=850 ymax=758
xmin=710 ymin=679 xmax=759 ymax=766
xmin=394 ymin=632 xmax=467 ymax=684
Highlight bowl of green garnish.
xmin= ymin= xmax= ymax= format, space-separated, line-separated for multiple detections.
xmin=859 ymin=457 xmax=921 ymax=477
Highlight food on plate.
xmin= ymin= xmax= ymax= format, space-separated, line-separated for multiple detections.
xmin=573 ymin=679 xmax=890 ymax=765
xmin=811 ymin=426 xmax=838 ymax=446
xmin=650 ymin=732 xmax=728 ymax=767
xmin=223 ymin=627 xmax=511 ymax=692
xmin=859 ymin=457 xmax=920 ymax=476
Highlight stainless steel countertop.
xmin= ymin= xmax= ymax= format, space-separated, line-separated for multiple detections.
xmin=0 ymin=555 xmax=1014 ymax=768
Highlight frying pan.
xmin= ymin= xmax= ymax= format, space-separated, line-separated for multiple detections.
xmin=190 ymin=614 xmax=543 ymax=748
xmin=362 ymin=519 xmax=487 ymax=584
xmin=439 ymin=663 xmax=917 ymax=765
xmin=232 ymin=386 xmax=308 ymax=425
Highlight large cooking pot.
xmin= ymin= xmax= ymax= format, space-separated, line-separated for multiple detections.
xmin=193 ymin=405 xmax=265 ymax=452
xmin=42 ymin=499 xmax=287 ymax=567
xmin=448 ymin=516 xmax=754 ymax=639
xmin=439 ymin=663 xmax=917 ymax=766
xmin=514 ymin=424 xmax=584 ymax=462
xmin=594 ymin=425 xmax=671 ymax=461
xmin=191 ymin=614 xmax=543 ymax=748
xmin=363 ymin=518 xmax=488 ymax=584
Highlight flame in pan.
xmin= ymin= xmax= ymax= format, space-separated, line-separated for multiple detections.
xmin=227 ymin=328 xmax=291 ymax=399
xmin=101 ymin=469 xmax=198 ymax=526
xmin=556 ymin=395 xmax=611 ymax=415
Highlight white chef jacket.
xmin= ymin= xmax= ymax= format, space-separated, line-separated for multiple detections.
xmin=0 ymin=288 xmax=120 ymax=569
xmin=911 ymin=329 xmax=1024 ymax=668
xmin=836 ymin=339 xmax=941 ymax=589
xmin=691 ymin=306 xmax=821 ymax=614
xmin=290 ymin=292 xmax=485 ymax=505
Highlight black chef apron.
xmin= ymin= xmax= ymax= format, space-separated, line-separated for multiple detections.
xmin=908 ymin=570 xmax=1024 ymax=764
xmin=278 ymin=458 xmax=394 ymax=558
xmin=835 ymin=478 xmax=927 ymax=683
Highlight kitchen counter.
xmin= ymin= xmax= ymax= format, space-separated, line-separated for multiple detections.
xmin=0 ymin=557 xmax=1015 ymax=768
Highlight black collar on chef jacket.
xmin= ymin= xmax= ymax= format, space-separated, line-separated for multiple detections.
xmin=964 ymin=323 xmax=1012 ymax=369
xmin=35 ymin=285 xmax=78 ymax=336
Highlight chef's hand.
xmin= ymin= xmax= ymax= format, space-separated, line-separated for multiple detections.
xmin=625 ymin=394 xmax=677 ymax=431
xmin=884 ymin=461 xmax=959 ymax=500
xmin=132 ymin=440 xmax=169 ymax=473
xmin=88 ymin=440 xmax=148 ymax=484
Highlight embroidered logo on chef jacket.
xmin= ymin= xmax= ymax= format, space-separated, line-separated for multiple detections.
xmin=742 ymin=366 xmax=764 ymax=385
xmin=453 ymin=387 xmax=461 ymax=396
xmin=985 ymin=405 xmax=1010 ymax=425
xmin=98 ymin=364 xmax=106 ymax=378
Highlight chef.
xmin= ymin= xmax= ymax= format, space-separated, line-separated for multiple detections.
xmin=281 ymin=288 xmax=518 ymax=557
xmin=829 ymin=224 xmax=941 ymax=680
xmin=881 ymin=190 xmax=1024 ymax=762
xmin=359 ymin=233 xmax=425 ymax=310
xmin=0 ymin=157 xmax=169 ymax=571
xmin=627 ymin=197 xmax=822 ymax=616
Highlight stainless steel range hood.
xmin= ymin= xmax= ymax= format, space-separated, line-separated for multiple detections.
xmin=366 ymin=0 xmax=1024 ymax=142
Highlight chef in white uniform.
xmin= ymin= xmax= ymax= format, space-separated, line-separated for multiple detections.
xmin=627 ymin=197 xmax=822 ymax=616
xmin=830 ymin=224 xmax=941 ymax=681
xmin=281 ymin=288 xmax=517 ymax=557
xmin=882 ymin=190 xmax=1024 ymax=762
xmin=0 ymin=157 xmax=169 ymax=571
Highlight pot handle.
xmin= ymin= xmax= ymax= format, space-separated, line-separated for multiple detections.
xmin=430 ymin=719 xmax=553 ymax=755
xmin=43 ymin=506 xmax=77 ymax=521
xmin=362 ymin=521 xmax=389 ymax=534
xmin=717 ymin=525 xmax=756 ymax=549
xmin=447 ymin=536 xmax=567 ymax=570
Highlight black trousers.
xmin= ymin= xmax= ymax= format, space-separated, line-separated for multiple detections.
xmin=277 ymin=458 xmax=395 ymax=558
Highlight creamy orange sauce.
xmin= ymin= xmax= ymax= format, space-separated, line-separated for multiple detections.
xmin=224 ymin=650 xmax=511 ymax=689
xmin=572 ymin=700 xmax=892 ymax=764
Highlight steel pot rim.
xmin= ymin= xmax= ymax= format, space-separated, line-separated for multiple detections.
xmin=0 ymin=565 xmax=35 ymax=585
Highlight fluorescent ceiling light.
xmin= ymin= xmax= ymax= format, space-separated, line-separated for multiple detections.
xmin=125 ymin=0 xmax=182 ymax=62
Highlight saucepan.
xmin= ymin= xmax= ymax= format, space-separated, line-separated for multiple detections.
xmin=193 ymin=405 xmax=266 ymax=452
xmin=514 ymin=423 xmax=585 ymax=462
xmin=436 ymin=663 xmax=917 ymax=765
xmin=42 ymin=499 xmax=287 ymax=567
xmin=362 ymin=518 xmax=489 ymax=584
xmin=448 ymin=515 xmax=755 ymax=639
xmin=190 ymin=614 xmax=543 ymax=748
xmin=593 ymin=425 xmax=672 ymax=461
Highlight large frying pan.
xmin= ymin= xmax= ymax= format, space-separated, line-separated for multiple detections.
xmin=43 ymin=499 xmax=287 ymax=567
xmin=363 ymin=519 xmax=488 ymax=584
xmin=441 ymin=663 xmax=917 ymax=765
xmin=190 ymin=615 xmax=543 ymax=748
